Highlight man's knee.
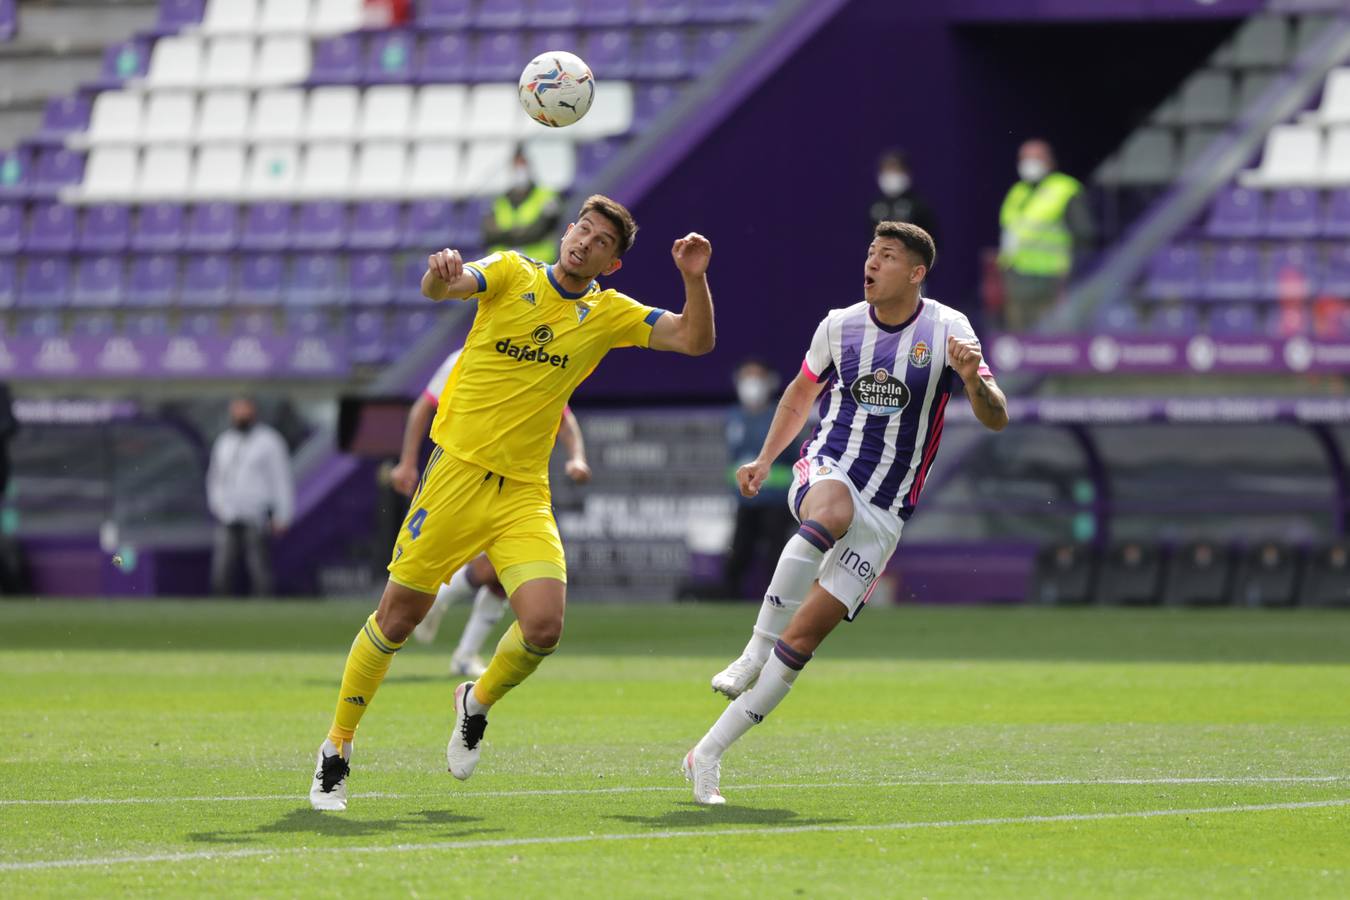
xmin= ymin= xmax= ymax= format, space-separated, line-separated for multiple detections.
xmin=517 ymin=613 xmax=563 ymax=650
xmin=806 ymin=498 xmax=853 ymax=540
xmin=375 ymin=583 xmax=435 ymax=642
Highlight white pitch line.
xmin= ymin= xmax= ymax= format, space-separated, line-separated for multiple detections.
xmin=2 ymin=798 xmax=1347 ymax=873
xmin=0 ymin=775 xmax=1344 ymax=808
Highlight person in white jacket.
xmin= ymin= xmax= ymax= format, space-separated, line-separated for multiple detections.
xmin=207 ymin=397 xmax=295 ymax=597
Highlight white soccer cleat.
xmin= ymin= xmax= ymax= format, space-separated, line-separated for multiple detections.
xmin=450 ymin=652 xmax=488 ymax=679
xmin=447 ymin=681 xmax=488 ymax=781
xmin=683 ymin=748 xmax=726 ymax=806
xmin=711 ymin=653 xmax=763 ymax=700
xmin=309 ymin=741 xmax=351 ymax=811
xmin=412 ymin=595 xmax=450 ymax=644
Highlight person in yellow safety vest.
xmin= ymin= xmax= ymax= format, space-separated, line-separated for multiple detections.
xmin=998 ymin=139 xmax=1094 ymax=331
xmin=481 ymin=147 xmax=563 ymax=264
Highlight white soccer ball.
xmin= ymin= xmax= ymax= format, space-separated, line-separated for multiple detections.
xmin=518 ymin=51 xmax=595 ymax=128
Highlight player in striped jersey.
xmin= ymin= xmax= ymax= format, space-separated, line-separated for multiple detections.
xmin=683 ymin=222 xmax=1009 ymax=805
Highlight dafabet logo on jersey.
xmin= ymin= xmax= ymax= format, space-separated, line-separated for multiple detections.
xmin=496 ymin=326 xmax=570 ymax=369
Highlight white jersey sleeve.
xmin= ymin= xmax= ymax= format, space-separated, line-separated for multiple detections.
xmin=423 ymin=348 xmax=464 ymax=404
xmin=944 ymin=313 xmax=992 ymax=377
xmin=801 ymin=315 xmax=835 ymax=383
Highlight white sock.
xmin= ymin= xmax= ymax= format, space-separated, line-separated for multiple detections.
xmin=464 ymin=687 xmax=488 ymax=717
xmin=742 ymin=532 xmax=828 ymax=663
xmin=454 ymin=586 xmax=507 ymax=659
xmin=438 ymin=565 xmax=478 ymax=609
xmin=321 ymin=738 xmax=352 ymax=760
xmin=696 ymin=650 xmax=807 ymax=758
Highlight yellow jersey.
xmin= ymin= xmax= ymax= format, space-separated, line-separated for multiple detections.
xmin=430 ymin=250 xmax=667 ymax=484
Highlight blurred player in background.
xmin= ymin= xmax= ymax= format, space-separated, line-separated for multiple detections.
xmin=683 ymin=222 xmax=1008 ymax=805
xmin=481 ymin=146 xmax=563 ymax=264
xmin=389 ymin=346 xmax=592 ymax=677
xmin=311 ymin=195 xmax=715 ymax=811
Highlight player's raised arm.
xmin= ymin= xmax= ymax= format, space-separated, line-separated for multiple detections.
xmin=422 ymin=248 xmax=482 ymax=301
xmin=737 ymin=370 xmax=825 ymax=498
xmin=948 ymin=335 xmax=1009 ymax=431
xmin=649 ymin=233 xmax=715 ymax=356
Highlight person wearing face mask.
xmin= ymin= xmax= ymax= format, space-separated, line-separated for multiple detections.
xmin=206 ymin=396 xmax=295 ymax=597
xmin=721 ymin=359 xmax=798 ymax=600
xmin=481 ymin=146 xmax=563 ymax=263
xmin=868 ymin=149 xmax=939 ymax=248
xmin=998 ymin=139 xmax=1093 ymax=331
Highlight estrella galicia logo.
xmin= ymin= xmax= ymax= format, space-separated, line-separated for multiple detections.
xmin=532 ymin=324 xmax=555 ymax=345
xmin=851 ymin=367 xmax=910 ymax=416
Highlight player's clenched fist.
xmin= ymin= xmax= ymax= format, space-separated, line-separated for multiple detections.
xmin=736 ymin=459 xmax=770 ymax=498
xmin=427 ymin=248 xmax=463 ymax=284
xmin=947 ymin=335 xmax=984 ymax=381
xmin=671 ymin=232 xmax=712 ymax=277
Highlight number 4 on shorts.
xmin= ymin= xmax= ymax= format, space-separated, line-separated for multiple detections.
xmin=407 ymin=507 xmax=428 ymax=540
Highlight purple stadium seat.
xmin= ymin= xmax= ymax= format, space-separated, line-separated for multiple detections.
xmin=349 ymin=201 xmax=401 ymax=250
xmin=33 ymin=148 xmax=85 ymax=191
xmin=18 ymin=312 xmax=62 ymax=336
xmin=0 ymin=259 xmax=15 ymax=307
xmin=1209 ymin=304 xmax=1260 ymax=335
xmin=455 ymin=198 xmax=490 ymax=246
xmin=131 ymin=204 xmax=186 ymax=252
xmin=180 ymin=254 xmax=233 ymax=306
xmin=311 ymin=34 xmax=363 ymax=84
xmin=402 ymin=198 xmax=456 ymax=247
xmin=293 ymin=201 xmax=348 ymax=251
xmin=395 ymin=308 xmax=436 ymax=342
xmin=0 ymin=146 xmax=29 ymax=197
xmin=125 ymin=312 xmax=169 ymax=337
xmin=1264 ymin=244 xmax=1320 ymax=300
xmin=365 ymin=31 xmax=415 ymax=84
xmin=634 ymin=83 xmax=681 ymax=131
xmin=472 ymin=33 xmax=525 ymax=82
xmin=0 ymin=0 xmax=14 ymax=41
xmin=349 ymin=252 xmax=394 ymax=305
xmin=1143 ymin=245 xmax=1201 ymax=299
xmin=128 ymin=254 xmax=178 ymax=306
xmin=579 ymin=0 xmax=630 ymax=26
xmin=475 ymin=0 xmax=527 ymax=28
xmin=531 ymin=0 xmax=581 ymax=27
xmin=286 ymin=253 xmax=345 ymax=306
xmin=635 ymin=30 xmax=690 ymax=79
xmin=185 ymin=202 xmax=239 ymax=251
xmin=0 ymin=201 xmax=21 ymax=253
xmin=350 ymin=310 xmax=388 ymax=364
xmin=73 ymin=255 xmax=124 ymax=306
xmin=24 ymin=202 xmax=77 ymax=252
xmin=1203 ymin=243 xmax=1260 ymax=302
xmin=532 ymin=31 xmax=580 ymax=59
xmin=238 ymin=253 xmax=285 ymax=305
xmin=77 ymin=205 xmax=131 ymax=252
xmin=634 ymin=0 xmax=690 ymax=25
xmin=238 ymin=202 xmax=293 ymax=251
xmin=693 ymin=0 xmax=754 ymax=22
xmin=38 ymin=95 xmax=92 ymax=141
xmin=577 ymin=138 xmax=623 ymax=182
xmin=181 ymin=311 xmax=221 ymax=336
xmin=397 ymin=255 xmax=429 ymax=304
xmin=18 ymin=255 xmax=70 ymax=308
xmin=286 ymin=309 xmax=329 ymax=337
xmin=1265 ymin=188 xmax=1319 ymax=239
xmin=1150 ymin=303 xmax=1199 ymax=334
xmin=1322 ymin=246 xmax=1350 ymax=297
xmin=236 ymin=310 xmax=272 ymax=336
xmin=418 ymin=0 xmax=472 ymax=28
xmin=417 ymin=33 xmax=473 ymax=83
xmin=583 ymin=30 xmax=633 ymax=79
xmin=693 ymin=28 xmax=739 ymax=70
xmin=1204 ymin=186 xmax=1263 ymax=238
xmin=157 ymin=0 xmax=205 ymax=31
xmin=72 ymin=312 xmax=117 ymax=337
xmin=98 ymin=39 xmax=151 ymax=86
xmin=1095 ymin=303 xmax=1141 ymax=334
xmin=1323 ymin=189 xmax=1350 ymax=238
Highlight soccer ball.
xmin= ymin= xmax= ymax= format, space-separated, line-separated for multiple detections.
xmin=518 ymin=51 xmax=595 ymax=128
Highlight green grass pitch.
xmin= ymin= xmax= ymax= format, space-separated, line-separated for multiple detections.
xmin=1 ymin=600 xmax=1347 ymax=897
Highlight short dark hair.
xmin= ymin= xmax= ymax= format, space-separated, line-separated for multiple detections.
xmin=578 ymin=194 xmax=638 ymax=256
xmin=874 ymin=220 xmax=936 ymax=271
xmin=878 ymin=148 xmax=909 ymax=170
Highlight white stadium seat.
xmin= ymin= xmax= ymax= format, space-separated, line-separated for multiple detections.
xmin=259 ymin=0 xmax=311 ymax=34
xmin=1322 ymin=126 xmax=1350 ymax=185
xmin=573 ymin=82 xmax=634 ymax=139
xmin=203 ymin=36 xmax=256 ymax=87
xmin=306 ymin=86 xmax=360 ymax=141
xmin=194 ymin=145 xmax=247 ymax=196
xmin=355 ymin=142 xmax=409 ymax=195
xmin=523 ymin=141 xmax=576 ymax=191
xmin=252 ymin=89 xmax=306 ymax=141
xmin=408 ymin=142 xmax=463 ymax=196
xmin=82 ymin=147 xmax=139 ymax=198
xmin=300 ymin=143 xmax=354 ymax=196
xmin=247 ymin=143 xmax=300 ymax=196
xmin=1240 ymin=124 xmax=1322 ymax=187
xmin=197 ymin=91 xmax=251 ymax=142
xmin=142 ymin=92 xmax=197 ymax=143
xmin=360 ymin=86 xmax=413 ymax=139
xmin=412 ymin=85 xmax=468 ymax=139
xmin=313 ymin=0 xmax=363 ymax=35
xmin=1314 ymin=68 xmax=1350 ymax=125
xmin=146 ymin=36 xmax=203 ymax=88
xmin=256 ymin=36 xmax=311 ymax=85
xmin=466 ymin=85 xmax=525 ymax=139
xmin=461 ymin=139 xmax=514 ymax=195
xmin=85 ymin=92 xmax=142 ymax=145
xmin=140 ymin=146 xmax=192 ymax=196
xmin=202 ymin=0 xmax=258 ymax=34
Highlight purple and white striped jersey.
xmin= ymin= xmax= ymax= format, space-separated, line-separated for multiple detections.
xmin=799 ymin=298 xmax=990 ymax=521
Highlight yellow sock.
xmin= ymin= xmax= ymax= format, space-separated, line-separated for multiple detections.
xmin=328 ymin=613 xmax=405 ymax=746
xmin=472 ymin=620 xmax=557 ymax=707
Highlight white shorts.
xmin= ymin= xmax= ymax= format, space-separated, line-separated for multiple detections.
xmin=789 ymin=456 xmax=904 ymax=620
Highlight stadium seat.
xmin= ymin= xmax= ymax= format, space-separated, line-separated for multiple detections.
xmin=1264 ymin=243 xmax=1321 ymax=300
xmin=252 ymin=90 xmax=306 ymax=141
xmin=311 ymin=33 xmax=363 ymax=84
xmin=579 ymin=0 xmax=631 ymax=26
xmin=239 ymin=201 xmax=293 ymax=250
xmin=198 ymin=91 xmax=251 ymax=142
xmin=71 ymin=312 xmax=117 ymax=337
xmin=86 ymin=92 xmax=142 ymax=146
xmin=365 ymin=30 xmax=415 ymax=85
xmin=158 ymin=0 xmax=206 ymax=32
xmin=408 ymin=143 xmax=464 ymax=196
xmin=574 ymin=82 xmax=634 ymax=139
xmin=294 ymin=201 xmax=348 ymax=250
xmin=1324 ymin=246 xmax=1350 ymax=296
xmin=286 ymin=252 xmax=344 ymax=305
xmin=402 ymin=198 xmax=455 ymax=246
xmin=181 ymin=253 xmax=233 ymax=305
xmin=0 ymin=201 xmax=21 ymax=253
xmin=193 ymin=145 xmax=248 ymax=197
xmin=634 ymin=83 xmax=681 ymax=131
xmin=418 ymin=0 xmax=472 ymax=29
xmin=472 ymin=33 xmax=525 ymax=82
xmin=1321 ymin=126 xmax=1350 ymax=185
xmin=635 ymin=30 xmax=690 ymax=79
xmin=202 ymin=0 xmax=257 ymax=34
xmin=1324 ymin=188 xmax=1350 ymax=237
xmin=238 ymin=253 xmax=285 ymax=304
xmin=1209 ymin=303 xmax=1260 ymax=334
xmin=1312 ymin=68 xmax=1350 ymax=124
xmin=313 ymin=0 xmax=364 ymax=34
xmin=531 ymin=30 xmax=581 ymax=61
xmin=355 ymin=142 xmax=409 ymax=196
xmin=582 ymin=29 xmax=634 ymax=79
xmin=300 ymin=144 xmax=355 ymax=197
xmin=1233 ymin=542 xmax=1300 ymax=607
xmin=1026 ymin=543 xmax=1095 ymax=605
xmin=348 ymin=251 xmax=394 ymax=304
xmin=1235 ymin=70 xmax=1275 ymax=113
xmin=140 ymin=146 xmax=193 ymax=197
xmin=1162 ymin=542 xmax=1233 ymax=606
xmin=1203 ymin=243 xmax=1261 ymax=302
xmin=17 ymin=312 xmax=62 ymax=337
xmin=634 ymin=0 xmax=690 ymax=25
xmin=18 ymin=255 xmax=70 ymax=308
xmin=1229 ymin=16 xmax=1289 ymax=68
xmin=1265 ymin=187 xmax=1320 ymax=238
xmin=411 ymin=85 xmax=468 ymax=139
xmin=1204 ymin=186 xmax=1264 ymax=238
xmin=185 ymin=202 xmax=239 ymax=251
xmin=1302 ymin=542 xmax=1350 ymax=608
xmin=694 ymin=0 xmax=757 ymax=22
xmin=1144 ymin=245 xmax=1202 ymax=299
xmin=131 ymin=203 xmax=186 ymax=252
xmin=1115 ymin=128 xmax=1177 ymax=185
xmin=577 ymin=137 xmax=623 ymax=182
xmin=73 ymin=255 xmax=125 ymax=306
xmin=1240 ymin=125 xmax=1322 ymax=187
xmin=693 ymin=28 xmax=739 ymax=71
xmin=96 ymin=39 xmax=151 ymax=88
xmin=417 ymin=33 xmax=473 ymax=83
xmin=349 ymin=309 xmax=388 ymax=363
xmin=522 ymin=141 xmax=576 ymax=191
xmin=1095 ymin=302 xmax=1141 ymax=334
xmin=35 ymin=148 xmax=87 ymax=191
xmin=1097 ymin=542 xmax=1163 ymax=606
xmin=203 ymin=37 xmax=255 ymax=87
xmin=260 ymin=0 xmax=310 ymax=34
xmin=532 ymin=0 xmax=581 ymax=27
xmin=306 ymin=87 xmax=361 ymax=141
xmin=24 ymin=202 xmax=77 ymax=252
xmin=461 ymin=141 xmax=514 ymax=196
xmin=128 ymin=254 xmax=178 ymax=306
xmin=360 ymin=86 xmax=414 ymax=139
xmin=465 ymin=85 xmax=524 ymax=139
xmin=0 ymin=256 xmax=16 ymax=308
xmin=125 ymin=311 xmax=170 ymax=336
xmin=1176 ymin=70 xmax=1234 ymax=125
xmin=143 ymin=93 xmax=197 ymax=144
xmin=0 ymin=147 xmax=28 ymax=195
xmin=247 ymin=144 xmax=301 ymax=196
xmin=257 ymin=35 xmax=311 ymax=85
xmin=1150 ymin=302 xmax=1200 ymax=334
xmin=39 ymin=96 xmax=93 ymax=142
xmin=396 ymin=254 xmax=428 ymax=302
xmin=146 ymin=36 xmax=204 ymax=88
xmin=348 ymin=201 xmax=401 ymax=249
xmin=476 ymin=0 xmax=528 ymax=28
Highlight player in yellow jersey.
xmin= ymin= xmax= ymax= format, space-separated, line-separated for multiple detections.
xmin=311 ymin=194 xmax=714 ymax=810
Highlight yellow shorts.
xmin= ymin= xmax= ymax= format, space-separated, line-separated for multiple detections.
xmin=387 ymin=446 xmax=566 ymax=597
